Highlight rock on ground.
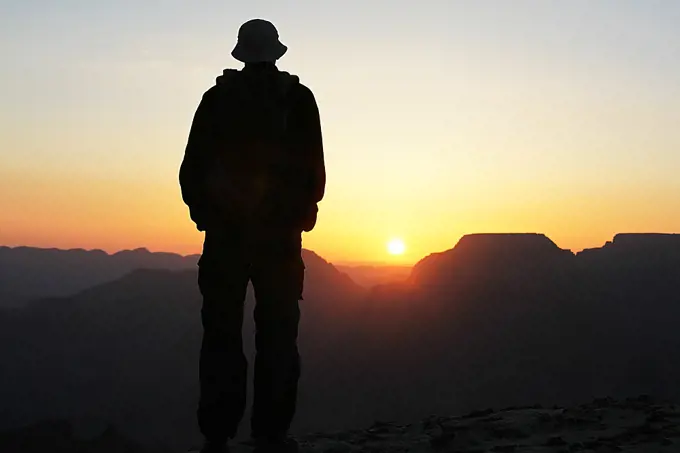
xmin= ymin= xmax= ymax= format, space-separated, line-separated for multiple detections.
xmin=296 ymin=396 xmax=680 ymax=453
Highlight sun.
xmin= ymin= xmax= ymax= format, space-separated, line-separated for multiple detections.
xmin=387 ymin=238 xmax=406 ymax=256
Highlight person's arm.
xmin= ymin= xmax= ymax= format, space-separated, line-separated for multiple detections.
xmin=179 ymin=89 xmax=218 ymax=231
xmin=298 ymin=86 xmax=326 ymax=205
xmin=290 ymin=85 xmax=325 ymax=232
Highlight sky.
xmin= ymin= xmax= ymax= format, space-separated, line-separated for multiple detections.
xmin=1 ymin=0 xmax=679 ymax=265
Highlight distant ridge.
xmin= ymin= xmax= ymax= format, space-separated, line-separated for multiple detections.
xmin=0 ymin=246 xmax=199 ymax=307
xmin=0 ymin=245 xmax=198 ymax=258
xmin=579 ymin=232 xmax=680 ymax=255
xmin=0 ymin=245 xmax=359 ymax=308
xmin=409 ymin=232 xmax=679 ymax=286
xmin=3 ymin=233 xmax=678 ymax=306
xmin=409 ymin=233 xmax=574 ymax=287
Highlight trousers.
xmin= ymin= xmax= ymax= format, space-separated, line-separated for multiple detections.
xmin=196 ymin=228 xmax=304 ymax=442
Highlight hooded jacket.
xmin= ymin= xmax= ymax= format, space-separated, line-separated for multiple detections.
xmin=179 ymin=65 xmax=326 ymax=233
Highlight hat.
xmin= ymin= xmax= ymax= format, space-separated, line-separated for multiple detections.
xmin=231 ymin=19 xmax=288 ymax=63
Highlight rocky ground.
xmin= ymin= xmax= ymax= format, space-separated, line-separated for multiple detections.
xmin=289 ymin=396 xmax=680 ymax=453
xmin=3 ymin=396 xmax=679 ymax=452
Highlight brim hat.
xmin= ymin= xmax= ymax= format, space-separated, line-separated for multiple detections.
xmin=231 ymin=19 xmax=288 ymax=63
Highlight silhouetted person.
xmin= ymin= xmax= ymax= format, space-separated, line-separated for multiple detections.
xmin=179 ymin=19 xmax=325 ymax=453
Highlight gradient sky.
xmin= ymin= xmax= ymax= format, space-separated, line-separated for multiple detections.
xmin=1 ymin=0 xmax=679 ymax=264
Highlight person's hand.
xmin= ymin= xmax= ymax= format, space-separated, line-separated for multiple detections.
xmin=189 ymin=204 xmax=213 ymax=232
xmin=301 ymin=203 xmax=318 ymax=232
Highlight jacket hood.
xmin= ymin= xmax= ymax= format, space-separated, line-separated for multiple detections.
xmin=216 ymin=69 xmax=240 ymax=85
xmin=216 ymin=68 xmax=300 ymax=92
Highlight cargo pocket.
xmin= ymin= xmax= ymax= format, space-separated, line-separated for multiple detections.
xmin=296 ymin=256 xmax=306 ymax=301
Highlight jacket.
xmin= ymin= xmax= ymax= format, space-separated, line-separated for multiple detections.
xmin=179 ymin=64 xmax=326 ymax=233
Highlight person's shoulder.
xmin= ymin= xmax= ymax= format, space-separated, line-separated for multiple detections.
xmin=199 ymin=85 xmax=224 ymax=105
xmin=216 ymin=69 xmax=240 ymax=86
xmin=202 ymin=69 xmax=241 ymax=98
xmin=295 ymin=82 xmax=316 ymax=99
xmin=202 ymin=85 xmax=221 ymax=99
xmin=284 ymin=74 xmax=317 ymax=105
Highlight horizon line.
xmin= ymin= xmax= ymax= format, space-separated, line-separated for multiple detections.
xmin=3 ymin=232 xmax=678 ymax=267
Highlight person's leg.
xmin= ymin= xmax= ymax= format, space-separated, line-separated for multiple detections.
xmin=249 ymin=243 xmax=304 ymax=440
xmin=197 ymin=233 xmax=251 ymax=444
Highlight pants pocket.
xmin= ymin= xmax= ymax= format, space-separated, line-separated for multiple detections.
xmin=297 ymin=256 xmax=306 ymax=300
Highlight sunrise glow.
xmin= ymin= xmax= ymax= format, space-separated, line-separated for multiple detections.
xmin=387 ymin=239 xmax=406 ymax=256
xmin=1 ymin=2 xmax=679 ymax=265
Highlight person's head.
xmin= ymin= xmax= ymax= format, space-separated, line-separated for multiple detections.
xmin=231 ymin=19 xmax=287 ymax=65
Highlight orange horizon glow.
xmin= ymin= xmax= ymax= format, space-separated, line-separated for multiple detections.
xmin=2 ymin=164 xmax=680 ymax=266
xmin=2 ymin=167 xmax=679 ymax=265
